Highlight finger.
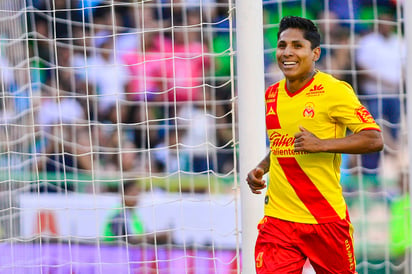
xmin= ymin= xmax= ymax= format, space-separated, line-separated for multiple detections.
xmin=294 ymin=131 xmax=303 ymax=138
xmin=254 ymin=167 xmax=265 ymax=179
xmin=294 ymin=138 xmax=301 ymax=147
xmin=246 ymin=173 xmax=256 ymax=184
xmin=247 ymin=178 xmax=265 ymax=188
xmin=252 ymin=182 xmax=267 ymax=194
xmin=250 ymin=186 xmax=264 ymax=194
xmin=248 ymin=180 xmax=263 ymax=189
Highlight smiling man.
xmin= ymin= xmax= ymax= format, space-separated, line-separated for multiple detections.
xmin=246 ymin=16 xmax=384 ymax=273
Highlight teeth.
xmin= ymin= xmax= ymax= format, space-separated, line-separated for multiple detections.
xmin=283 ymin=62 xmax=296 ymax=65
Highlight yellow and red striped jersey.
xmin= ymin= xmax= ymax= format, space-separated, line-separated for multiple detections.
xmin=264 ymin=71 xmax=381 ymax=224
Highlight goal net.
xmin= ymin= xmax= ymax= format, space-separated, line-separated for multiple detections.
xmin=0 ymin=0 xmax=410 ymax=273
xmin=4 ymin=0 xmax=238 ymax=273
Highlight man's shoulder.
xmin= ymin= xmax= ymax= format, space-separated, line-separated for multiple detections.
xmin=310 ymin=71 xmax=355 ymax=98
xmin=316 ymin=71 xmax=351 ymax=88
xmin=267 ymin=80 xmax=284 ymax=89
xmin=265 ymin=81 xmax=283 ymax=96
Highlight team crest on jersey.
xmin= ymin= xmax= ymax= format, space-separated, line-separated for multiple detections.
xmin=355 ymin=106 xmax=375 ymax=123
xmin=303 ymin=102 xmax=315 ymax=118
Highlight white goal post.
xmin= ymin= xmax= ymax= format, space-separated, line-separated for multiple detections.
xmin=235 ymin=0 xmax=266 ymax=273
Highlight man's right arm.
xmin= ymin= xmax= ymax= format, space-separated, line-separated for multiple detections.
xmin=246 ymin=152 xmax=271 ymax=194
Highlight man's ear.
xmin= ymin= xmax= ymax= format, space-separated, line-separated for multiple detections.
xmin=313 ymin=47 xmax=321 ymax=62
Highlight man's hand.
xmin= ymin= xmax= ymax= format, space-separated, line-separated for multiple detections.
xmin=293 ymin=126 xmax=323 ymax=153
xmin=246 ymin=167 xmax=267 ymax=194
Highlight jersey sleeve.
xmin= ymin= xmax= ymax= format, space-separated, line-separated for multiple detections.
xmin=328 ymin=81 xmax=381 ymax=133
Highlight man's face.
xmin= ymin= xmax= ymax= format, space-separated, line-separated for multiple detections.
xmin=276 ymin=28 xmax=320 ymax=81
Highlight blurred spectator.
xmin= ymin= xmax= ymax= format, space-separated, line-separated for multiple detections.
xmin=32 ymin=0 xmax=83 ymax=39
xmin=327 ymin=0 xmax=362 ymax=23
xmin=74 ymin=0 xmax=104 ymax=24
xmin=316 ymin=10 xmax=353 ymax=83
xmin=153 ymin=125 xmax=187 ymax=173
xmin=37 ymin=88 xmax=85 ymax=132
xmin=149 ymin=8 xmax=210 ymax=102
xmin=102 ymin=133 xmax=151 ymax=178
xmin=355 ymin=1 xmax=399 ymax=34
xmin=34 ymin=87 xmax=92 ymax=192
xmin=214 ymin=89 xmax=236 ymax=174
xmin=91 ymin=4 xmax=140 ymax=58
xmin=34 ymin=44 xmax=93 ymax=192
xmin=122 ymin=5 xmax=165 ymax=102
xmin=123 ymin=6 xmax=212 ymax=157
xmin=389 ymin=171 xmax=410 ymax=264
xmin=102 ymin=181 xmax=170 ymax=244
xmin=76 ymin=30 xmax=129 ymax=122
xmin=162 ymin=8 xmax=211 ymax=102
xmin=122 ymin=35 xmax=167 ymax=151
xmin=356 ymin=8 xmax=405 ymax=186
xmin=184 ymin=0 xmax=217 ymax=20
xmin=0 ymin=48 xmax=15 ymax=91
xmin=177 ymin=100 xmax=216 ymax=173
xmin=27 ymin=8 xmax=54 ymax=86
xmin=210 ymin=0 xmax=233 ymax=80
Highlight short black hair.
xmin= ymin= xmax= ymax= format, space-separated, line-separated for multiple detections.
xmin=277 ymin=16 xmax=321 ymax=49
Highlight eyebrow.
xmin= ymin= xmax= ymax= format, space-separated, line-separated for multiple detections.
xmin=277 ymin=39 xmax=305 ymax=44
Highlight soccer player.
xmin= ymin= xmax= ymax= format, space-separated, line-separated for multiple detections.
xmin=246 ymin=16 xmax=384 ymax=273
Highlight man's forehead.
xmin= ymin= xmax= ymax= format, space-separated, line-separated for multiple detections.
xmin=278 ymin=28 xmax=305 ymax=41
xmin=278 ymin=29 xmax=310 ymax=43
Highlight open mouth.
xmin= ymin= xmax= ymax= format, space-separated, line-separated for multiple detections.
xmin=282 ymin=61 xmax=297 ymax=67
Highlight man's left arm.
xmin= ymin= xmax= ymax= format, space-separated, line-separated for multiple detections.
xmin=294 ymin=126 xmax=383 ymax=154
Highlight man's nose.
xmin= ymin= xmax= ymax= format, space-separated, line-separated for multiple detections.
xmin=283 ymin=45 xmax=293 ymax=56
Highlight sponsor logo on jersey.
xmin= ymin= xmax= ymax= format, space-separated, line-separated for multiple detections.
xmin=269 ymin=131 xmax=308 ymax=155
xmin=355 ymin=106 xmax=375 ymax=123
xmin=269 ymin=131 xmax=295 ymax=148
xmin=306 ymin=84 xmax=324 ymax=97
xmin=303 ymin=102 xmax=315 ymax=118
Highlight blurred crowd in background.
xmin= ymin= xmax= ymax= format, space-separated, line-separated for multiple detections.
xmin=0 ymin=0 xmax=406 ymax=195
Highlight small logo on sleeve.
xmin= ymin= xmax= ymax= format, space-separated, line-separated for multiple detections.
xmin=355 ymin=106 xmax=375 ymax=123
